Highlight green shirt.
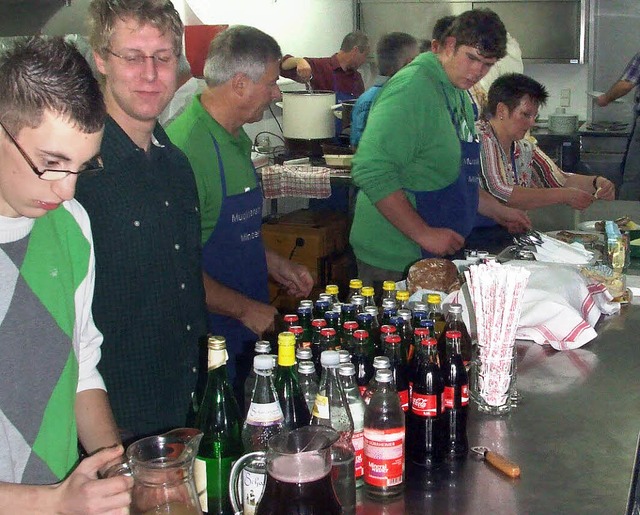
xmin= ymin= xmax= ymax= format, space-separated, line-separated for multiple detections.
xmin=167 ymin=95 xmax=257 ymax=245
xmin=349 ymin=52 xmax=475 ymax=272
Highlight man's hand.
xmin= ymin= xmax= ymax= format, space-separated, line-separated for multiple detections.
xmin=296 ymin=59 xmax=312 ymax=82
xmin=52 ymin=446 xmax=132 ymax=515
xmin=563 ymin=187 xmax=596 ymax=210
xmin=271 ymin=261 xmax=314 ymax=298
xmin=594 ymin=176 xmax=616 ymax=200
xmin=595 ymin=94 xmax=609 ymax=107
xmin=419 ymin=227 xmax=466 ymax=256
xmin=493 ymin=206 xmax=532 ymax=234
xmin=239 ymin=299 xmax=278 ymax=337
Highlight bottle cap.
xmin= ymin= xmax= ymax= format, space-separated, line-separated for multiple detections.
xmin=361 ymin=286 xmax=375 ymax=297
xmin=398 ymin=309 xmax=412 ymax=321
xmin=373 ymin=356 xmax=391 ymax=369
xmin=255 ymin=341 xmax=271 ymax=354
xmin=349 ymin=279 xmax=363 ymax=289
xmin=385 ymin=334 xmax=402 ymax=344
xmin=321 ymin=350 xmax=340 ymax=367
xmin=426 ymin=293 xmax=442 ymax=304
xmin=325 ymin=310 xmax=339 ymax=320
xmin=326 ymin=284 xmax=339 ymax=295
xmin=297 ymin=306 xmax=312 ymax=315
xmin=278 ymin=332 xmax=296 ymax=367
xmin=448 ymin=303 xmax=463 ymax=314
xmin=381 ymin=299 xmax=397 ymax=309
xmin=320 ymin=327 xmax=337 ymax=337
xmin=331 ymin=303 xmax=343 ymax=313
xmin=423 ymin=337 xmax=437 ymax=347
xmin=380 ymin=324 xmax=397 ymax=334
xmin=339 ymin=363 xmax=356 ymax=376
xmin=414 ymin=328 xmax=429 ymax=338
xmin=284 ymin=314 xmax=299 ymax=324
xmin=296 ymin=348 xmax=313 ymax=360
xmin=299 ymin=299 xmax=314 ymax=309
xmin=254 ymin=354 xmax=274 ymax=371
xmin=413 ymin=301 xmax=427 ymax=311
xmin=298 ymin=360 xmax=316 ymax=374
xmin=383 ymin=280 xmax=396 ymax=291
xmin=207 ymin=335 xmax=226 ymax=350
xmin=343 ymin=321 xmax=359 ymax=331
xmin=351 ymin=295 xmax=365 ymax=307
xmin=446 ymin=330 xmax=462 ymax=339
xmin=338 ymin=350 xmax=351 ymax=363
xmin=341 ymin=303 xmax=356 ymax=313
xmin=354 ymin=329 xmax=369 ymax=339
xmin=318 ymin=294 xmax=332 ymax=302
xmin=420 ymin=319 xmax=434 ymax=329
xmin=312 ymin=318 xmax=327 ymax=328
xmin=289 ymin=325 xmax=304 ymax=335
xmin=396 ymin=290 xmax=410 ymax=301
xmin=375 ymin=369 xmax=393 ymax=383
xmin=364 ymin=306 xmax=378 ymax=316
xmin=413 ymin=310 xmax=427 ymax=321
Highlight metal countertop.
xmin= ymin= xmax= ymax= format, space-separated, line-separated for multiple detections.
xmin=358 ymin=305 xmax=640 ymax=514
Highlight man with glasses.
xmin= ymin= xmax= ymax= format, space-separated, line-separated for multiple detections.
xmin=0 ymin=37 xmax=132 ymax=512
xmin=75 ymin=0 xmax=208 ymax=439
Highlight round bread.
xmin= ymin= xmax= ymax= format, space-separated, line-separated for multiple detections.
xmin=406 ymin=258 xmax=460 ymax=294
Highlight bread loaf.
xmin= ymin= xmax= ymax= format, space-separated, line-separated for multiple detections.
xmin=406 ymin=258 xmax=460 ymax=294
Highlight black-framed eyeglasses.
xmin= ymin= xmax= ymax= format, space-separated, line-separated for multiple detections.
xmin=0 ymin=120 xmax=103 ymax=181
xmin=105 ymin=47 xmax=178 ymax=67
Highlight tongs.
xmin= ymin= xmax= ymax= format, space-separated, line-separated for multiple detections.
xmin=513 ymin=230 xmax=544 ymax=248
xmin=470 ymin=446 xmax=521 ymax=478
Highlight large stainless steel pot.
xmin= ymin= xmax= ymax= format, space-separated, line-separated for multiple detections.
xmin=282 ymin=90 xmax=336 ymax=140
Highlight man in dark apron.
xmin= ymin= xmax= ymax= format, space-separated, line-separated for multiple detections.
xmin=168 ymin=26 xmax=313 ymax=404
xmin=349 ymin=10 xmax=531 ymax=286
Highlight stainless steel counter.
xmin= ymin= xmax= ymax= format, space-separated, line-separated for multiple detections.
xmin=358 ymin=305 xmax=640 ymax=514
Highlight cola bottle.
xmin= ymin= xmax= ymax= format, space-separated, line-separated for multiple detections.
xmin=319 ymin=327 xmax=338 ymax=353
xmin=443 ymin=330 xmax=469 ymax=460
xmin=364 ymin=369 xmax=405 ymax=499
xmin=383 ymin=334 xmax=410 ymax=412
xmin=364 ymin=306 xmax=380 ymax=349
xmin=342 ymin=320 xmax=359 ymax=352
xmin=408 ymin=337 xmax=445 ymax=468
xmin=274 ymin=332 xmax=311 ymax=430
xmin=379 ymin=324 xmax=397 ymax=357
xmin=296 ymin=305 xmax=313 ymax=348
xmin=395 ymin=310 xmax=414 ymax=363
xmin=362 ymin=356 xmax=392 ymax=405
xmin=351 ymin=329 xmax=374 ymax=396
xmin=289 ymin=325 xmax=304 ymax=349
xmin=310 ymin=318 xmax=327 ymax=374
xmin=339 ymin=363 xmax=366 ymax=488
xmin=244 ymin=340 xmax=272 ymax=416
xmin=283 ymin=313 xmax=299 ymax=331
xmin=408 ymin=327 xmax=430 ymax=398
xmin=242 ymin=355 xmax=285 ymax=452
xmin=311 ymin=351 xmax=356 ymax=514
xmin=438 ymin=303 xmax=472 ymax=369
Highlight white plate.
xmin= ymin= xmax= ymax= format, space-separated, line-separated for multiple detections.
xmin=577 ymin=220 xmax=600 ymax=232
xmin=587 ymin=91 xmax=625 ymax=104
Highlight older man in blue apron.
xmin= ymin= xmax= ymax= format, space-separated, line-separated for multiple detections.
xmin=168 ymin=26 xmax=313 ymax=402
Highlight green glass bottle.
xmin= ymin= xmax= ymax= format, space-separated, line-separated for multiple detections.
xmin=194 ymin=335 xmax=244 ymax=515
xmin=274 ymin=332 xmax=311 ymax=430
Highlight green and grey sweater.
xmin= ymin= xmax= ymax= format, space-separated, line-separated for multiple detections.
xmin=0 ymin=200 xmax=105 ymax=484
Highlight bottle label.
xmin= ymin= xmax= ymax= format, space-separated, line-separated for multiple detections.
xmin=411 ymin=393 xmax=439 ymax=417
xmin=444 ymin=384 xmax=469 ymax=409
xmin=353 ymin=429 xmax=364 ymax=478
xmin=246 ymin=401 xmax=285 ymax=426
xmin=207 ymin=348 xmax=228 ymax=370
xmin=398 ymin=389 xmax=409 ymax=412
xmin=243 ymin=466 xmax=266 ymax=515
xmin=312 ymin=394 xmax=330 ymax=419
xmin=195 ymin=457 xmax=208 ymax=511
xmin=364 ymin=428 xmax=405 ymax=488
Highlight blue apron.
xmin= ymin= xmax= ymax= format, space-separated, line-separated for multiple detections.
xmin=202 ymin=136 xmax=269 ymax=386
xmin=407 ymin=90 xmax=480 ymax=259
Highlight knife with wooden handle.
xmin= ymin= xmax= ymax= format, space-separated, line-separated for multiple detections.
xmin=471 ymin=446 xmax=521 ymax=478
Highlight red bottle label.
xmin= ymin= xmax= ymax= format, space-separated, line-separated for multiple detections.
xmin=364 ymin=428 xmax=405 ymax=488
xmin=444 ymin=384 xmax=469 ymax=408
xmin=353 ymin=429 xmax=364 ymax=478
xmin=358 ymin=385 xmax=367 ymax=397
xmin=398 ymin=389 xmax=409 ymax=412
xmin=411 ymin=393 xmax=439 ymax=417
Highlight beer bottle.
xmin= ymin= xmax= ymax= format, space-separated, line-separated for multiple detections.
xmin=339 ymin=363 xmax=366 ymax=488
xmin=438 ymin=303 xmax=472 ymax=369
xmin=312 ymin=351 xmax=356 ymax=514
xmin=383 ymin=334 xmax=410 ymax=412
xmin=243 ymin=340 xmax=271 ymax=416
xmin=242 ymin=355 xmax=285 ymax=452
xmin=364 ymin=369 xmax=405 ymax=499
xmin=443 ymin=330 xmax=469 ymax=460
xmin=194 ymin=336 xmax=244 ymax=515
xmin=408 ymin=337 xmax=445 ymax=469
xmin=274 ymin=332 xmax=311 ymax=430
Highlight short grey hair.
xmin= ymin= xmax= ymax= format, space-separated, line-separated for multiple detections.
xmin=340 ymin=31 xmax=369 ymax=53
xmin=203 ymin=25 xmax=281 ymax=87
xmin=376 ymin=32 xmax=417 ymax=76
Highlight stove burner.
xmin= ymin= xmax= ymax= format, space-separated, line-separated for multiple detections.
xmin=584 ymin=121 xmax=630 ymax=132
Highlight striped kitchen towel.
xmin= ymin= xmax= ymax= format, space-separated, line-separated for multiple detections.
xmin=261 ymin=164 xmax=331 ymax=199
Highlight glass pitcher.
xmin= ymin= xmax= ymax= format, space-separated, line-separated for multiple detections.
xmin=229 ymin=425 xmax=342 ymax=515
xmin=109 ymin=427 xmax=204 ymax=515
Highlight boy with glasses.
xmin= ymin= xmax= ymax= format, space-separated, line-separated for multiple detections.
xmin=75 ymin=0 xmax=208 ymax=438
xmin=0 ymin=37 xmax=132 ymax=513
